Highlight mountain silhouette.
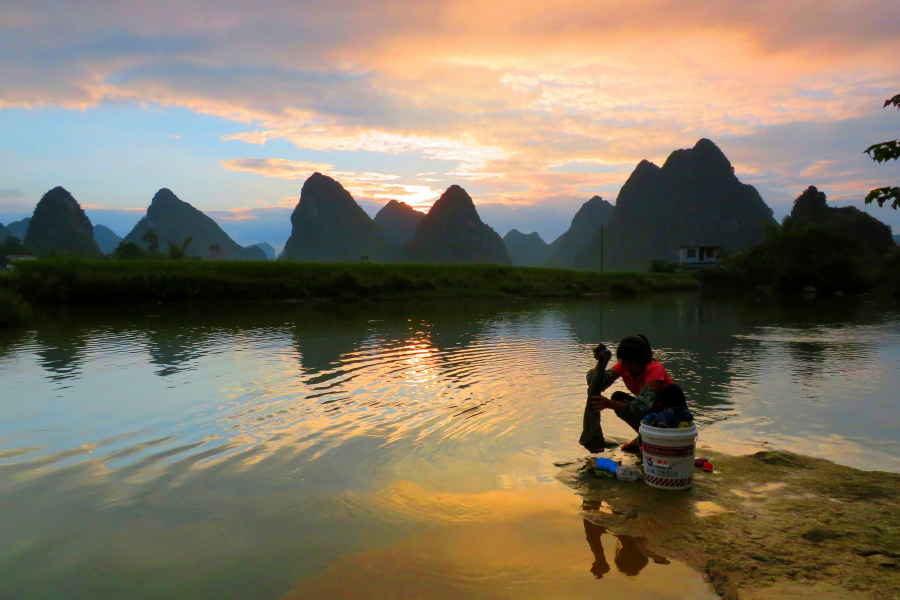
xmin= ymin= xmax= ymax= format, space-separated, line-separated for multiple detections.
xmin=93 ymin=224 xmax=122 ymax=254
xmin=5 ymin=218 xmax=30 ymax=241
xmin=503 ymin=229 xmax=551 ymax=266
xmin=247 ymin=242 xmax=276 ymax=260
xmin=281 ymin=173 xmax=389 ymax=262
xmin=403 ymin=185 xmax=511 ymax=265
xmin=576 ymin=139 xmax=777 ymax=271
xmin=0 ymin=222 xmax=9 ymax=243
xmin=24 ymin=187 xmax=102 ymax=256
xmin=785 ymin=186 xmax=895 ymax=255
xmin=374 ymin=199 xmax=425 ymax=246
xmin=545 ymin=196 xmax=615 ymax=268
xmin=123 ymin=188 xmax=261 ymax=260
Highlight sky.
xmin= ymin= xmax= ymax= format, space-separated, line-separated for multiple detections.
xmin=1 ymin=0 xmax=899 ymax=251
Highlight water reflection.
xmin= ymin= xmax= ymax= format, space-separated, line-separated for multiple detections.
xmin=34 ymin=329 xmax=89 ymax=382
xmin=583 ymin=519 xmax=670 ymax=578
xmin=145 ymin=328 xmax=209 ymax=376
xmin=0 ymin=295 xmax=898 ymax=599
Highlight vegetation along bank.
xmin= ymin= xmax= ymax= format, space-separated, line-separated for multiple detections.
xmin=0 ymin=260 xmax=699 ymax=310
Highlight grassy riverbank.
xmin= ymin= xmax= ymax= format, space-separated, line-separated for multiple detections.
xmin=0 ymin=259 xmax=699 ymax=307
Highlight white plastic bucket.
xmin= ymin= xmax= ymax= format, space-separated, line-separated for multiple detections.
xmin=639 ymin=423 xmax=698 ymax=490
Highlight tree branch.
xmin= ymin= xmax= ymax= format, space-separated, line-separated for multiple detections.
xmin=865 ymin=186 xmax=900 ymax=210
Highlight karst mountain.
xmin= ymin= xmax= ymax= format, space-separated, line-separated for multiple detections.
xmin=280 ymin=173 xmax=389 ymax=262
xmin=374 ymin=200 xmax=425 ymax=247
xmin=24 ymin=187 xmax=102 ymax=256
xmin=784 ymin=186 xmax=895 ymax=256
xmin=545 ymin=196 xmax=615 ymax=268
xmin=575 ymin=139 xmax=777 ymax=271
xmin=93 ymin=224 xmax=123 ymax=254
xmin=5 ymin=218 xmax=30 ymax=241
xmin=247 ymin=242 xmax=276 ymax=261
xmin=503 ymin=230 xmax=551 ymax=267
xmin=123 ymin=188 xmax=262 ymax=260
xmin=403 ymin=185 xmax=510 ymax=265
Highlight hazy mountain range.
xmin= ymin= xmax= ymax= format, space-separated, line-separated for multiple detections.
xmin=544 ymin=195 xmax=615 ymax=269
xmin=374 ymin=200 xmax=424 ymax=247
xmin=503 ymin=230 xmax=550 ymax=267
xmin=123 ymin=188 xmax=265 ymax=260
xmin=4 ymin=138 xmax=895 ymax=268
xmin=93 ymin=224 xmax=122 ymax=254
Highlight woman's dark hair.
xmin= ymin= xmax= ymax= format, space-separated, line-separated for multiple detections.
xmin=616 ymin=334 xmax=653 ymax=366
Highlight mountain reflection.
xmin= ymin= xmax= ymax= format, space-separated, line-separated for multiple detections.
xmin=34 ymin=329 xmax=89 ymax=382
xmin=145 ymin=328 xmax=209 ymax=376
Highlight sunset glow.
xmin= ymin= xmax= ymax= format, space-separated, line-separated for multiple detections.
xmin=1 ymin=0 xmax=898 ymax=246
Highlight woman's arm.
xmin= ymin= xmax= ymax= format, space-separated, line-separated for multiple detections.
xmin=592 ymin=380 xmax=665 ymax=414
xmin=587 ymin=367 xmax=618 ymax=391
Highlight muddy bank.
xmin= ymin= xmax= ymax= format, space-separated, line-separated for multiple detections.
xmin=557 ymin=449 xmax=900 ymax=599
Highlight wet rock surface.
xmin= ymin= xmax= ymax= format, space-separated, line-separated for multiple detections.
xmin=557 ymin=449 xmax=900 ymax=599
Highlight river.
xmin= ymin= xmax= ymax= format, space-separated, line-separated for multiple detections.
xmin=1 ymin=293 xmax=898 ymax=598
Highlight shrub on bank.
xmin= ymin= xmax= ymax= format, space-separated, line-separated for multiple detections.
xmin=3 ymin=260 xmax=700 ymax=305
xmin=0 ymin=288 xmax=32 ymax=327
xmin=710 ymin=227 xmax=875 ymax=294
xmin=877 ymin=247 xmax=900 ymax=296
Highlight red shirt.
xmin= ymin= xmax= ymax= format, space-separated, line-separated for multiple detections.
xmin=611 ymin=360 xmax=674 ymax=395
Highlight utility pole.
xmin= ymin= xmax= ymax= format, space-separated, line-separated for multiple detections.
xmin=600 ymin=224 xmax=604 ymax=273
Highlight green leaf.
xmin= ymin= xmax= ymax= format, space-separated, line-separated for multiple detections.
xmin=884 ymin=93 xmax=900 ymax=109
xmin=865 ymin=186 xmax=900 ymax=210
xmin=865 ymin=140 xmax=900 ymax=163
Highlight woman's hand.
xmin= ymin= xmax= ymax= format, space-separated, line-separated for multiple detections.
xmin=591 ymin=395 xmax=626 ymax=413
xmin=591 ymin=395 xmax=613 ymax=412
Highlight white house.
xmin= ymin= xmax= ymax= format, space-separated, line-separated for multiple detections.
xmin=4 ymin=254 xmax=37 ymax=270
xmin=678 ymin=245 xmax=722 ymax=267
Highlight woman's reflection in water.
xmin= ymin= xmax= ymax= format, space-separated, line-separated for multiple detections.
xmin=583 ymin=519 xmax=670 ymax=579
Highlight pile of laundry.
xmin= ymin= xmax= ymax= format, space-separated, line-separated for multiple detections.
xmin=641 ymin=407 xmax=694 ymax=428
xmin=584 ymin=456 xmax=643 ymax=481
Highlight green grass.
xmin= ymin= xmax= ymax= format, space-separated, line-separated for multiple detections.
xmin=0 ymin=287 xmax=32 ymax=327
xmin=0 ymin=259 xmax=700 ymax=305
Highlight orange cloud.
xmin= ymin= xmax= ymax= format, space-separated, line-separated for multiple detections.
xmin=2 ymin=0 xmax=899 ymax=212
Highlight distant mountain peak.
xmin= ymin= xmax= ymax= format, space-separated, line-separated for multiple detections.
xmin=375 ymin=199 xmax=425 ymax=247
xmin=93 ymin=224 xmax=123 ymax=254
xmin=25 ymin=187 xmax=101 ymax=256
xmin=786 ymin=186 xmax=894 ymax=256
xmin=544 ymin=195 xmax=615 ymax=268
xmin=427 ymin=185 xmax=477 ymax=217
xmin=793 ymin=186 xmax=827 ymax=212
xmin=123 ymin=188 xmax=260 ymax=260
xmin=574 ymin=139 xmax=775 ymax=271
xmin=403 ymin=185 xmax=510 ymax=265
xmin=503 ymin=229 xmax=550 ymax=267
xmin=281 ymin=173 xmax=387 ymax=262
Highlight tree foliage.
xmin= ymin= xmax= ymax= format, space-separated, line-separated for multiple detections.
xmin=0 ymin=236 xmax=29 ymax=258
xmin=167 ymin=236 xmax=193 ymax=259
xmin=142 ymin=228 xmax=159 ymax=255
xmin=113 ymin=241 xmax=146 ymax=259
xmin=864 ymin=93 xmax=900 ymax=209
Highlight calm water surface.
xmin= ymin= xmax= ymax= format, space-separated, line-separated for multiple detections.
xmin=1 ymin=293 xmax=898 ymax=599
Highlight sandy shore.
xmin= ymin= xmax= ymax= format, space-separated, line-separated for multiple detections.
xmin=557 ymin=449 xmax=900 ymax=599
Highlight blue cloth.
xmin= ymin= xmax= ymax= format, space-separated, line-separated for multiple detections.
xmin=594 ymin=457 xmax=620 ymax=476
xmin=644 ymin=407 xmax=694 ymax=428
